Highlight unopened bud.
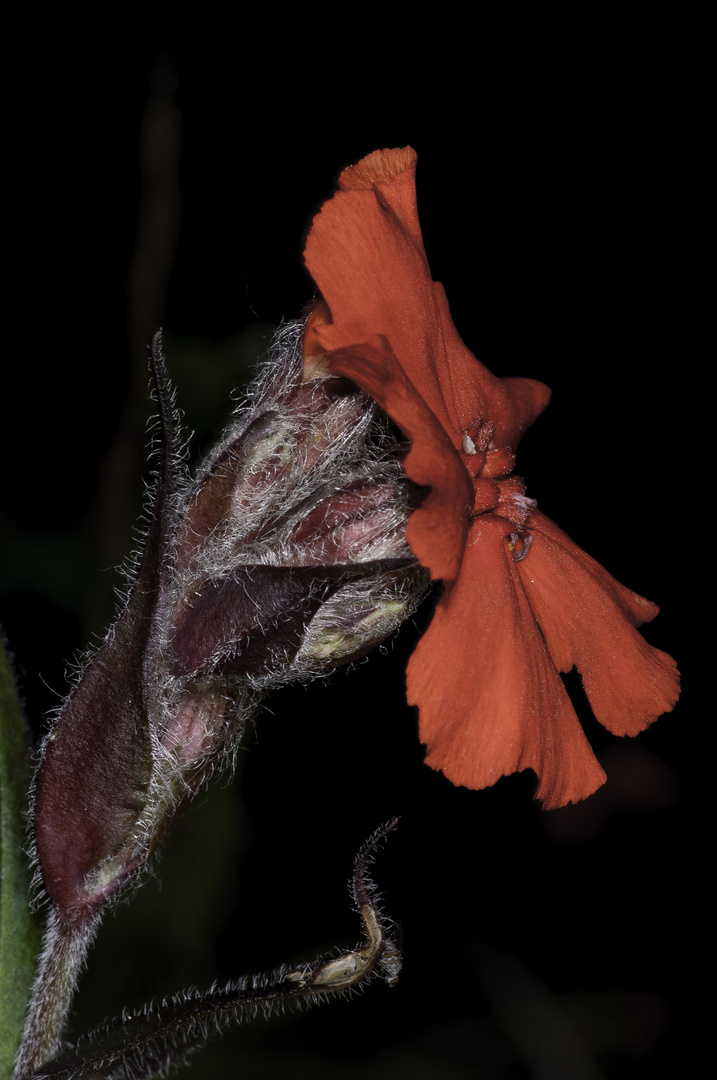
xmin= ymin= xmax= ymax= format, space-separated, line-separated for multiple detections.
xmin=33 ymin=319 xmax=428 ymax=928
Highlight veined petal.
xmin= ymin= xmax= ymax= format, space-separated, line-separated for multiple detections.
xmin=304 ymin=148 xmax=449 ymax=427
xmin=431 ymin=283 xmax=552 ymax=448
xmin=407 ymin=516 xmax=607 ymax=809
xmin=304 ymin=148 xmax=551 ymax=454
xmin=518 ymin=512 xmax=681 ymax=736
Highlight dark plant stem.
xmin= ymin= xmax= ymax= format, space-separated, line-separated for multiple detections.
xmin=13 ymin=910 xmax=98 ymax=1079
xmin=18 ymin=820 xmax=401 ymax=1080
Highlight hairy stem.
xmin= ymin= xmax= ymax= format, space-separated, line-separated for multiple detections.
xmin=14 ymin=909 xmax=97 ymax=1079
xmin=19 ymin=820 xmax=401 ymax=1080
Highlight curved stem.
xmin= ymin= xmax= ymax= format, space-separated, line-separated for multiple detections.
xmin=18 ymin=820 xmax=401 ymax=1080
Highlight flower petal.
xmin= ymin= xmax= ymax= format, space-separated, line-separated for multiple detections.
xmin=407 ymin=516 xmax=607 ymax=809
xmin=304 ymin=149 xmax=449 ymax=426
xmin=304 ymin=148 xmax=551 ymax=455
xmin=518 ymin=512 xmax=680 ymax=736
xmin=431 ymin=283 xmax=552 ymax=449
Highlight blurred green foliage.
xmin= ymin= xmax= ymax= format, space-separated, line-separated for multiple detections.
xmin=0 ymin=638 xmax=41 ymax=1074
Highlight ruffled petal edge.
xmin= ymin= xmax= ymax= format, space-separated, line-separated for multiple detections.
xmin=407 ymin=516 xmax=608 ymax=809
xmin=518 ymin=512 xmax=680 ymax=736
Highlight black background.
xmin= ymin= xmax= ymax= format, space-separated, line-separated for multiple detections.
xmin=2 ymin=21 xmax=701 ymax=1079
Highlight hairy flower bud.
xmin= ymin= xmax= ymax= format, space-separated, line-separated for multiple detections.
xmin=32 ymin=319 xmax=428 ymax=931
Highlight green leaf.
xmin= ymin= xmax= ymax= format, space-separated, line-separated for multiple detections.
xmin=1 ymin=634 xmax=41 ymax=1075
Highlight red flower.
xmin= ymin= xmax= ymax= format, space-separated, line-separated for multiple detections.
xmin=303 ymin=147 xmax=679 ymax=809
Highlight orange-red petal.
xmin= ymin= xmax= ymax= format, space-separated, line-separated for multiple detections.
xmin=304 ymin=149 xmax=451 ymax=429
xmin=407 ymin=516 xmax=608 ymax=809
xmin=431 ymin=282 xmax=552 ymax=449
xmin=518 ymin=512 xmax=680 ymax=736
xmin=304 ymin=148 xmax=551 ymax=456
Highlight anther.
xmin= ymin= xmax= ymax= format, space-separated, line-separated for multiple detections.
xmin=508 ymin=532 xmax=533 ymax=562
